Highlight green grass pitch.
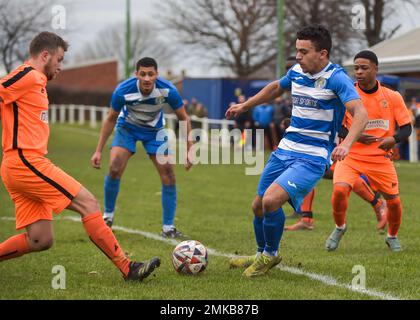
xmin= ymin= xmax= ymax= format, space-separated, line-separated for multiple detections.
xmin=1 ymin=124 xmax=420 ymax=299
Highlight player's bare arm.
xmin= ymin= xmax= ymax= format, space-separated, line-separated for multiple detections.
xmin=174 ymin=106 xmax=193 ymax=171
xmin=225 ymin=80 xmax=284 ymax=119
xmin=91 ymin=108 xmax=119 ymax=169
xmin=332 ymin=99 xmax=368 ymax=161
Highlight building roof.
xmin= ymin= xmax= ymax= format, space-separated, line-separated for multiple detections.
xmin=343 ymin=27 xmax=420 ymax=74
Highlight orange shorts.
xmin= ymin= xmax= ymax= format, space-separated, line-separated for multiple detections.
xmin=1 ymin=150 xmax=81 ymax=230
xmin=333 ymin=156 xmax=398 ymax=195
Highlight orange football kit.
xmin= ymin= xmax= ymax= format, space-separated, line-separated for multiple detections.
xmin=0 ymin=63 xmax=135 ymax=278
xmin=0 ymin=63 xmax=81 ymax=230
xmin=333 ymin=82 xmax=411 ymax=236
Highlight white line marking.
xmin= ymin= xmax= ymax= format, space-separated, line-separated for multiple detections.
xmin=1 ymin=216 xmax=399 ymax=300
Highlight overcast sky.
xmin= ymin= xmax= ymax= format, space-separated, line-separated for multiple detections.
xmin=56 ymin=0 xmax=420 ymax=77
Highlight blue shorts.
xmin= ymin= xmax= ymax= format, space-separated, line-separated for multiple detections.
xmin=111 ymin=125 xmax=170 ymax=155
xmin=257 ymin=153 xmax=327 ymax=211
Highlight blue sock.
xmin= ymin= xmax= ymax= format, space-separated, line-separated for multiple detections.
xmin=253 ymin=216 xmax=265 ymax=253
xmin=263 ymin=208 xmax=286 ymax=256
xmin=104 ymin=175 xmax=120 ymax=215
xmin=162 ymin=185 xmax=177 ymax=226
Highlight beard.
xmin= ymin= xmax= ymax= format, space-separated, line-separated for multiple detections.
xmin=44 ymin=60 xmax=57 ymax=80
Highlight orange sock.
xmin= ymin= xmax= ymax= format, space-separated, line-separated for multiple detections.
xmin=0 ymin=233 xmax=30 ymax=262
xmin=82 ymin=212 xmax=131 ymax=277
xmin=301 ymin=188 xmax=315 ymax=213
xmin=386 ymin=198 xmax=402 ymax=237
xmin=332 ymin=185 xmax=351 ymax=228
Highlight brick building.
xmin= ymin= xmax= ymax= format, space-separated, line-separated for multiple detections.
xmin=47 ymin=58 xmax=118 ymax=106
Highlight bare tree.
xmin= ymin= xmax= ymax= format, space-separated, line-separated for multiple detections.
xmin=0 ymin=0 xmax=55 ymax=73
xmin=358 ymin=0 xmax=420 ymax=46
xmin=74 ymin=21 xmax=174 ymax=78
xmin=158 ymin=0 xmax=365 ymax=78
xmin=285 ymin=0 xmax=362 ymax=63
xmin=158 ymin=0 xmax=278 ymax=78
xmin=159 ymin=0 xmax=420 ymax=77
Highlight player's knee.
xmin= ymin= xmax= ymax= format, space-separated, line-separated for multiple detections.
xmin=70 ymin=187 xmax=101 ymax=216
xmin=109 ymin=158 xmax=124 ymax=179
xmin=31 ymin=237 xmax=54 ymax=251
xmin=84 ymin=196 xmax=101 ymax=214
xmin=333 ymin=186 xmax=350 ymax=201
xmin=262 ymin=194 xmax=281 ymax=213
xmin=332 ymin=185 xmax=350 ymax=209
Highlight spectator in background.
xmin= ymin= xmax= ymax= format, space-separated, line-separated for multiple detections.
xmin=194 ymin=102 xmax=208 ymax=118
xmin=270 ymin=95 xmax=293 ymax=147
xmin=188 ymin=97 xmax=199 ymax=116
xmin=234 ymin=95 xmax=254 ymax=149
xmin=411 ymin=97 xmax=420 ymax=160
xmin=253 ymin=103 xmax=274 ymax=150
xmin=411 ymin=97 xmax=420 ymax=128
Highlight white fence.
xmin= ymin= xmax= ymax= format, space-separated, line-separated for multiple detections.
xmin=49 ymin=104 xmax=237 ymax=147
xmin=49 ymin=104 xmax=235 ymax=127
xmin=49 ymin=104 xmax=419 ymax=162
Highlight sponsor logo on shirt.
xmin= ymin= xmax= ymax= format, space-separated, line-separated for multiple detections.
xmin=292 ymin=95 xmax=318 ymax=108
xmin=366 ymin=119 xmax=389 ymax=131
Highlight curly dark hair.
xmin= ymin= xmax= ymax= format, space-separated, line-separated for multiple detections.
xmin=297 ymin=25 xmax=332 ymax=55
xmin=136 ymin=57 xmax=158 ymax=71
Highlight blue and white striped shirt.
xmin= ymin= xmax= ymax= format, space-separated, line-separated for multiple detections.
xmin=276 ymin=62 xmax=360 ymax=164
xmin=111 ymin=77 xmax=183 ymax=132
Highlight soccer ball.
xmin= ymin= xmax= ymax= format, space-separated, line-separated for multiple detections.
xmin=172 ymin=240 xmax=208 ymax=275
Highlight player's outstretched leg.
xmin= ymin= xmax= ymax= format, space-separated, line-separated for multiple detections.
xmin=326 ymin=184 xmax=350 ymax=251
xmin=68 ymin=186 xmax=160 ymax=281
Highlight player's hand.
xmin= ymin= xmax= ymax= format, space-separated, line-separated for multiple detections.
xmin=91 ymin=151 xmax=102 ymax=169
xmin=358 ymin=134 xmax=378 ymax=145
xmin=225 ymin=103 xmax=246 ymax=119
xmin=185 ymin=143 xmax=194 ymax=171
xmin=378 ymin=137 xmax=396 ymax=152
xmin=185 ymin=158 xmax=193 ymax=171
xmin=331 ymin=145 xmax=350 ymax=162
